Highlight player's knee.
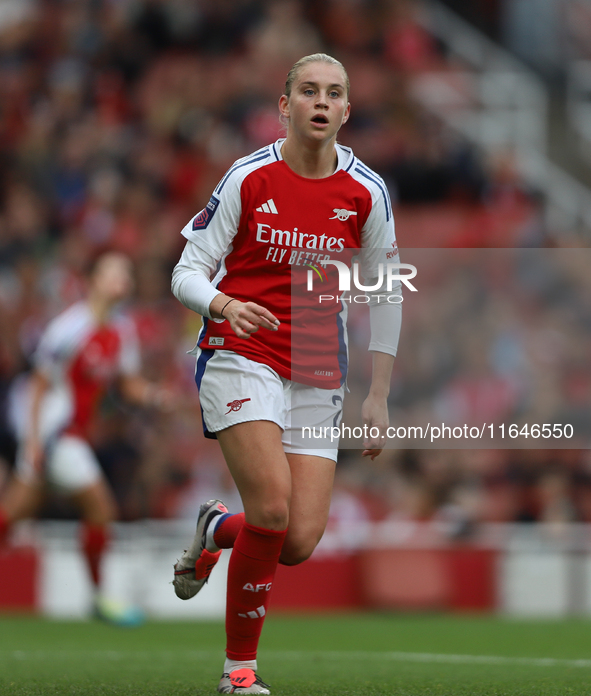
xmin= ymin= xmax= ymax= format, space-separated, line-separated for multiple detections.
xmin=279 ymin=547 xmax=312 ymax=566
xmin=83 ymin=510 xmax=114 ymax=526
xmin=79 ymin=491 xmax=117 ymax=526
xmin=250 ymin=501 xmax=289 ymax=531
xmin=279 ymin=535 xmax=318 ymax=566
xmin=99 ymin=498 xmax=117 ymax=524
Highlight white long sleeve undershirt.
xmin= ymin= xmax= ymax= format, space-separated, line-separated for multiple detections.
xmin=171 ymin=241 xmax=222 ymax=320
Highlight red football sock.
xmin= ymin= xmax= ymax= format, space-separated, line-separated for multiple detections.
xmin=225 ymin=522 xmax=287 ymax=661
xmin=0 ymin=509 xmax=9 ymax=546
xmin=214 ymin=512 xmax=245 ymax=549
xmin=80 ymin=523 xmax=109 ymax=589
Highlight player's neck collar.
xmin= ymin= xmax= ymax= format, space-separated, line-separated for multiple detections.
xmin=274 ymin=138 xmax=351 ymax=173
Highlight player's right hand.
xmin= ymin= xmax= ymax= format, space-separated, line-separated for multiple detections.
xmin=224 ymin=300 xmax=280 ymax=339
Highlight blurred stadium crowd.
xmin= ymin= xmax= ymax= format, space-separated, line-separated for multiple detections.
xmin=344 ymin=248 xmax=591 ymax=533
xmin=0 ymin=0 xmax=589 ymax=530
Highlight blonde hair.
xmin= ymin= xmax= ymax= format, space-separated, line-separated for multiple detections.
xmin=284 ymin=53 xmax=350 ymax=98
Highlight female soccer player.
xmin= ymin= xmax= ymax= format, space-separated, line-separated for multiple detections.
xmin=171 ymin=53 xmax=401 ymax=694
xmin=0 ymin=252 xmax=171 ymax=625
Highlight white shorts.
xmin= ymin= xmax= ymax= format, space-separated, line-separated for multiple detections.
xmin=16 ymin=434 xmax=103 ymax=492
xmin=195 ymin=349 xmax=344 ymax=462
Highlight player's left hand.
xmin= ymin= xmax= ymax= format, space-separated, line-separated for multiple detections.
xmin=361 ymin=393 xmax=388 ymax=460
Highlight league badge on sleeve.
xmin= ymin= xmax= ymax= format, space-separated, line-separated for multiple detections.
xmin=192 ymin=196 xmax=220 ymax=230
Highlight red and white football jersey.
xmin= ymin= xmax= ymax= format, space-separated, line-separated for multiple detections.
xmin=28 ymin=301 xmax=141 ymax=442
xmin=181 ymin=139 xmax=396 ymax=388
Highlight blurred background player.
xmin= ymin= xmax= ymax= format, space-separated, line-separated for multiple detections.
xmin=0 ymin=251 xmax=171 ymax=625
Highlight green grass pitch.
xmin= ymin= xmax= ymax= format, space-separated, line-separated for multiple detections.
xmin=1 ymin=613 xmax=591 ymax=695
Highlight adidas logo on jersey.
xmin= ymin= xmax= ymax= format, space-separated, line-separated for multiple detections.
xmin=256 ymin=199 xmax=278 ymax=214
